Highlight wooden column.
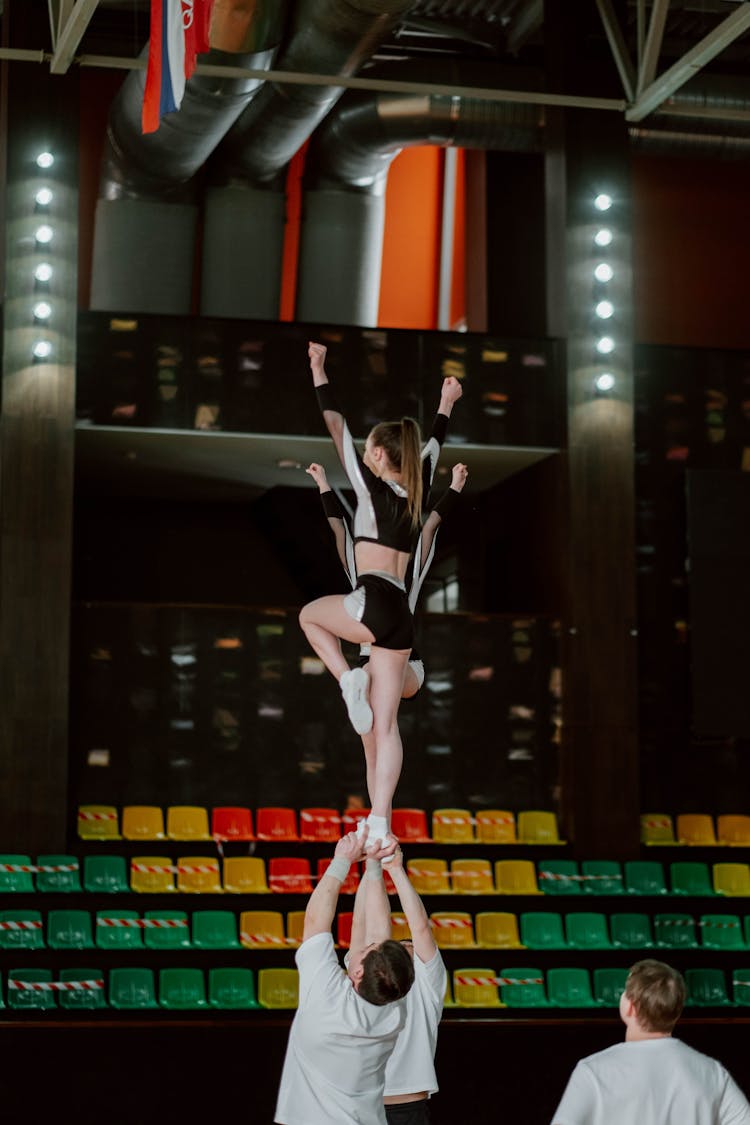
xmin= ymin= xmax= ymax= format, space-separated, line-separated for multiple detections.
xmin=0 ymin=24 xmax=78 ymax=850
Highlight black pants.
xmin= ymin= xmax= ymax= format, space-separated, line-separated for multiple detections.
xmin=385 ymin=1101 xmax=431 ymax=1125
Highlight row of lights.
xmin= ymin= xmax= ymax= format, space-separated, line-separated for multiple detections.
xmin=32 ymin=150 xmax=56 ymax=360
xmin=592 ymin=192 xmax=616 ymax=393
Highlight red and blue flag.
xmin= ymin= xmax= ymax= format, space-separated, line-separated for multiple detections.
xmin=142 ymin=0 xmax=213 ymax=135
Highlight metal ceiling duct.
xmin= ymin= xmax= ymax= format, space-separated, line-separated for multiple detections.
xmin=90 ymin=0 xmax=286 ymax=315
xmin=630 ymin=75 xmax=750 ymax=158
xmin=200 ymin=0 xmax=414 ymax=320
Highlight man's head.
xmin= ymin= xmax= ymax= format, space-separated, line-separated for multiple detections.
xmin=347 ymin=939 xmax=415 ymax=1005
xmin=620 ymin=959 xmax=686 ymax=1036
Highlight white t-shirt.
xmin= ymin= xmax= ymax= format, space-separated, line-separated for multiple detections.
xmin=384 ymin=948 xmax=446 ymax=1098
xmin=275 ymin=932 xmax=406 ymax=1125
xmin=553 ymin=1037 xmax=750 ymax=1125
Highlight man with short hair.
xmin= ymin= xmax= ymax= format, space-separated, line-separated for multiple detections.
xmin=552 ymin=959 xmax=750 ymax=1124
xmin=275 ymin=829 xmax=414 ymax=1125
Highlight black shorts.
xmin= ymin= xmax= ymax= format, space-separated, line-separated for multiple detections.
xmin=385 ymin=1101 xmax=431 ymax=1125
xmin=344 ymin=572 xmax=414 ymax=651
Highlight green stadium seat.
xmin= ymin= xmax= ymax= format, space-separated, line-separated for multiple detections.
xmin=47 ymin=909 xmax=95 ymax=950
xmin=581 ymin=860 xmax=624 ymax=896
xmin=109 ymin=968 xmax=158 ymax=1010
xmin=8 ymin=969 xmax=56 ymax=1010
xmin=96 ymin=910 xmax=143 ymax=950
xmin=209 ymin=968 xmax=259 ymax=1009
xmin=610 ymin=913 xmax=653 ymax=949
xmin=35 ymin=855 xmax=81 ymax=893
xmin=0 ymin=909 xmax=45 ymax=950
xmin=498 ymin=966 xmax=547 ymax=1008
xmin=83 ymin=855 xmax=130 ymax=894
xmin=143 ymin=910 xmax=191 ymax=950
xmin=593 ymin=967 xmax=629 ymax=1006
xmin=699 ymin=914 xmax=745 ymax=951
xmin=685 ymin=968 xmax=731 ymax=1007
xmin=0 ymin=855 xmax=34 ymax=893
xmin=537 ymin=859 xmax=581 ymax=896
xmin=191 ymin=910 xmax=240 ymax=949
xmin=670 ymin=862 xmax=714 ymax=897
xmin=732 ymin=970 xmax=750 ymax=1006
xmin=519 ymin=912 xmax=567 ymax=950
xmin=653 ymin=913 xmax=697 ymax=949
xmin=547 ymin=968 xmax=596 ymax=1008
xmin=59 ymin=968 xmax=107 ymax=1010
xmin=565 ymin=912 xmax=611 ymax=950
xmin=624 ymin=861 xmax=667 ymax=896
xmin=159 ymin=967 xmax=207 ymax=1009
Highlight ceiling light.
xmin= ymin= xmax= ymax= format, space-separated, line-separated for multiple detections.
xmin=36 ymin=152 xmax=54 ymax=169
xmin=594 ymin=263 xmax=613 ymax=282
xmin=594 ymin=193 xmax=612 ymax=211
xmin=34 ymin=262 xmax=53 ymax=282
xmin=594 ymin=228 xmax=613 ymax=247
xmin=596 ymin=336 xmax=615 ymax=354
xmin=33 ymin=340 xmax=52 ymax=359
xmin=595 ymin=372 xmax=616 ymax=392
xmin=35 ymin=187 xmax=53 ymax=206
xmin=595 ymin=300 xmax=614 ymax=319
xmin=35 ymin=224 xmax=53 ymax=244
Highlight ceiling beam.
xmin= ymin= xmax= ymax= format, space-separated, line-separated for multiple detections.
xmin=595 ymin=0 xmax=637 ymax=102
xmin=49 ymin=0 xmax=100 ymax=75
xmin=627 ymin=2 xmax=750 ymax=122
xmin=637 ymin=0 xmax=670 ymax=95
xmin=48 ymin=0 xmax=74 ymax=49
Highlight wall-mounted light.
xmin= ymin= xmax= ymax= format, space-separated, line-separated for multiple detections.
xmin=594 ymin=263 xmax=613 ymax=283
xmin=33 ymin=301 xmax=52 ymax=320
xmin=595 ymin=372 xmax=616 ymax=392
xmin=34 ymin=263 xmax=53 ymax=282
xmin=596 ymin=336 xmax=615 ymax=354
xmin=32 ymin=340 xmax=52 ymax=359
xmin=35 ymin=151 xmax=54 ymax=169
xmin=595 ymin=300 xmax=614 ymax=319
xmin=34 ymin=187 xmax=53 ymax=206
xmin=35 ymin=224 xmax=54 ymax=244
xmin=594 ymin=228 xmax=613 ymax=248
xmin=594 ymin=193 xmax=612 ymax=211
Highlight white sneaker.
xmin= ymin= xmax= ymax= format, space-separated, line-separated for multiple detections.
xmin=339 ymin=666 xmax=373 ymax=735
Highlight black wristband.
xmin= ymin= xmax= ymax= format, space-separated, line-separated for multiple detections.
xmin=315 ymin=383 xmax=341 ymax=414
xmin=321 ymin=491 xmax=344 ymax=519
xmin=434 ymin=486 xmax=461 ymax=519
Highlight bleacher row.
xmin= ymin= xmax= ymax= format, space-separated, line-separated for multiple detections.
xmin=2 ymin=964 xmax=749 ymax=1011
xmin=6 ymin=854 xmax=750 ymax=896
xmin=641 ymin=813 xmax=750 ymax=847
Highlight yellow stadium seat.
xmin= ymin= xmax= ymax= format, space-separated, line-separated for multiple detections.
xmin=240 ymin=911 xmax=287 ymax=949
xmin=258 ymin=968 xmax=299 ymax=1009
xmin=713 ymin=863 xmax=750 ymax=897
xmin=495 ymin=860 xmax=541 ymax=895
xmin=430 ymin=912 xmax=475 ymax=949
xmin=517 ymin=811 xmax=564 ymax=845
xmin=390 ymin=913 xmax=412 ymax=942
xmin=286 ymin=911 xmax=305 ymax=946
xmin=166 ymin=806 xmax=211 ymax=841
xmin=176 ymin=856 xmax=222 ymax=894
xmin=677 ymin=814 xmax=717 ymax=846
xmin=453 ymin=967 xmax=503 ymax=1008
xmin=476 ymin=810 xmax=516 ymax=845
xmin=475 ymin=912 xmax=524 ymax=949
xmin=717 ymin=816 xmax=750 ymax=847
xmin=122 ymin=806 xmax=165 ymax=841
xmin=130 ymin=856 xmax=175 ymax=894
xmin=451 ymin=859 xmax=495 ymax=895
xmin=223 ymin=857 xmax=269 ymax=895
xmin=432 ymin=809 xmax=475 ymax=845
xmin=77 ymin=805 xmax=121 ymax=841
xmin=640 ymin=813 xmax=677 ymax=846
xmin=406 ymin=858 xmax=451 ymax=895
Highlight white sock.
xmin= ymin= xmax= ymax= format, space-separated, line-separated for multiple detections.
xmin=366 ymin=814 xmax=390 ymax=851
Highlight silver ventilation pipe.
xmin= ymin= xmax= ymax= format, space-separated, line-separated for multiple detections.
xmin=295 ymin=69 xmax=543 ymax=326
xmin=631 ymin=75 xmax=750 ymax=159
xmin=200 ymin=0 xmax=414 ymax=320
xmin=90 ymin=0 xmax=286 ymax=314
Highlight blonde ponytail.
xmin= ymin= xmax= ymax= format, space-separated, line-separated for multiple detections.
xmin=399 ymin=417 xmax=423 ymax=532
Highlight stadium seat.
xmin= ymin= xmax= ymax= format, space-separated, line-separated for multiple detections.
xmin=498 ymin=966 xmax=547 ymax=1008
xmin=517 ymin=811 xmax=563 ymax=845
xmin=744 ymin=917 xmax=750 ymax=947
xmin=83 ymin=854 xmax=130 ymax=894
xmin=538 ymin=858 xmax=581 ymax=896
xmin=47 ymin=910 xmax=94 ymax=950
xmin=240 ymin=911 xmax=287 ymax=950
xmin=269 ymin=858 xmax=313 ymax=894
xmin=594 ymin=967 xmax=628 ymax=1007
xmin=475 ymin=810 xmax=516 ymax=845
xmin=143 ymin=910 xmax=191 ymax=950
xmin=336 ymin=912 xmax=353 ymax=949
xmin=258 ymin=968 xmax=299 ymax=1009
xmin=732 ymin=970 xmax=750 ymax=1006
xmin=640 ymin=814 xmax=676 ymax=846
xmin=685 ymin=968 xmax=731 ymax=1007
xmin=713 ymin=863 xmax=750 ymax=897
xmin=109 ymin=968 xmax=158 ymax=1010
xmin=520 ymin=912 xmax=567 ymax=950
xmin=256 ymin=807 xmax=298 ymax=841
xmin=610 ymin=913 xmax=653 ymax=949
xmin=8 ymin=968 xmax=56 ymax=1010
xmin=192 ymin=910 xmax=239 ymax=949
xmin=121 ymin=806 xmax=165 ymax=841
xmin=581 ymin=860 xmax=624 ymax=896
xmin=209 ymin=967 xmax=259 ymax=1009
xmin=390 ymin=913 xmax=412 ymax=943
xmin=159 ymin=968 xmax=207 ymax=1009
xmin=300 ymin=808 xmax=341 ymax=843
xmin=59 ymin=968 xmax=107 ymax=1010
xmin=653 ymin=913 xmax=698 ymax=949
xmin=565 ymin=913 xmax=611 ymax=950
xmin=432 ymin=809 xmax=475 ymax=845
xmin=453 ymin=967 xmax=502 ymax=1008
xmin=676 ymin=814 xmax=716 ymax=846
xmin=451 ymin=859 xmax=495 ymax=895
xmin=547 ymin=967 xmax=596 ymax=1008
xmin=699 ymin=914 xmax=745 ymax=951
xmin=670 ymin=862 xmax=714 ymax=897
xmin=167 ymin=806 xmax=211 ymax=841
xmin=223 ymin=857 xmax=269 ymax=895
xmin=391 ymin=808 xmax=431 ymax=843
xmin=177 ymin=856 xmax=222 ymax=894
xmin=130 ymin=856 xmax=175 ymax=894
xmin=96 ymin=910 xmax=143 ymax=950
xmin=475 ymin=912 xmax=523 ymax=949
xmin=624 ymin=861 xmax=667 ymax=896
xmin=0 ymin=855 xmax=34 ymax=893
xmin=211 ymin=807 xmax=255 ymax=842
xmin=407 ymin=859 xmax=451 ymax=895
xmin=286 ymin=911 xmax=305 ymax=946
xmin=317 ymin=858 xmax=360 ymax=896
xmin=77 ymin=805 xmax=121 ymax=841
xmin=443 ymin=976 xmax=454 ymax=1009
xmin=36 ymin=855 xmax=81 ymax=893
xmin=430 ymin=912 xmax=475 ymax=949
xmin=717 ymin=815 xmax=750 ymax=847
xmin=341 ymin=809 xmax=369 ymax=834
xmin=0 ymin=910 xmax=44 ymax=950
xmin=495 ymin=860 xmax=541 ymax=895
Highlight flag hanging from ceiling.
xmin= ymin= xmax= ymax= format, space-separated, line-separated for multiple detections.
xmin=142 ymin=0 xmax=214 ymax=135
